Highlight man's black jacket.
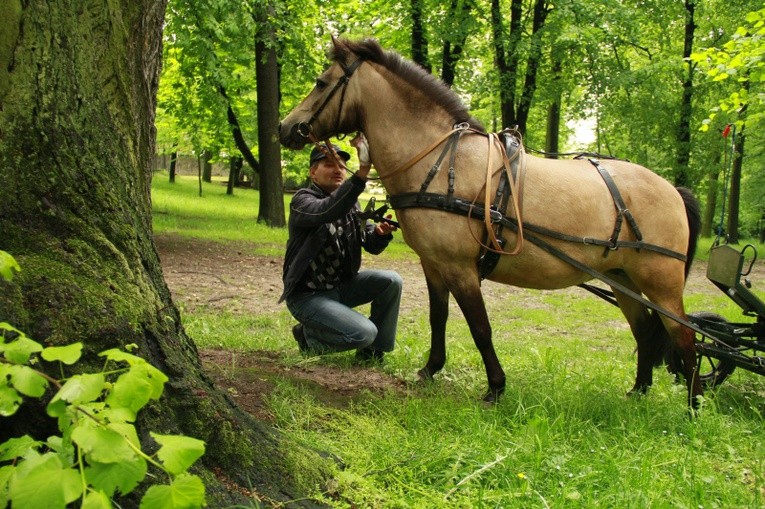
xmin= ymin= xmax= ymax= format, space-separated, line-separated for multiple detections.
xmin=279 ymin=174 xmax=393 ymax=303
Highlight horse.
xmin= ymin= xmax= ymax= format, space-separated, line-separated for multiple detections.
xmin=279 ymin=37 xmax=703 ymax=409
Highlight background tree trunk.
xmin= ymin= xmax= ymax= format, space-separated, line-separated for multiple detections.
xmin=675 ymin=0 xmax=696 ymax=187
xmin=411 ymin=0 xmax=431 ymax=72
xmin=254 ymin=1 xmax=286 ymax=227
xmin=0 ymin=2 xmax=329 ymax=506
xmin=169 ymin=149 xmax=178 ymax=183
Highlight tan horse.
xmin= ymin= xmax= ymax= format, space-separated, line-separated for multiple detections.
xmin=279 ymin=37 xmax=703 ymax=409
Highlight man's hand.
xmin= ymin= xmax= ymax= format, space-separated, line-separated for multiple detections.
xmin=375 ymin=214 xmax=398 ymax=236
xmin=350 ymin=132 xmax=371 ymax=167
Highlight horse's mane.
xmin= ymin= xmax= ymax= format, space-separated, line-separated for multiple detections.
xmin=331 ymin=38 xmax=485 ymax=132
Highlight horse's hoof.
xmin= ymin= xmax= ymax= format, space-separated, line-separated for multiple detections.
xmin=416 ymin=368 xmax=433 ymax=381
xmin=626 ymin=385 xmax=650 ymax=398
xmin=482 ymin=387 xmax=504 ymax=405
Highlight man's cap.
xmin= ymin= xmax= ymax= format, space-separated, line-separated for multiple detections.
xmin=309 ymin=144 xmax=350 ymax=166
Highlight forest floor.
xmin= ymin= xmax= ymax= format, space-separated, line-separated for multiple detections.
xmin=155 ymin=233 xmax=765 ymax=422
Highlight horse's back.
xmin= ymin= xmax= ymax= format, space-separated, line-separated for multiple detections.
xmin=487 ymin=155 xmax=690 ymax=289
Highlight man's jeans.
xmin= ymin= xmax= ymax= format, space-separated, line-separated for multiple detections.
xmin=286 ymin=270 xmax=403 ymax=354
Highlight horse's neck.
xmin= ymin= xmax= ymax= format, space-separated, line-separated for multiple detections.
xmin=359 ymin=71 xmax=458 ymax=192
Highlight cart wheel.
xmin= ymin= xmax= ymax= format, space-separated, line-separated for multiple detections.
xmin=690 ymin=312 xmax=736 ymax=389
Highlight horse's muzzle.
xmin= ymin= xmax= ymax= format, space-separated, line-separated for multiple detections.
xmin=278 ymin=121 xmax=310 ymax=150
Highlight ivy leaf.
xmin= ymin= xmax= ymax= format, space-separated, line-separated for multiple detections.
xmin=8 ymin=364 xmax=48 ymax=397
xmin=72 ymin=423 xmax=138 ymax=464
xmin=82 ymin=490 xmax=113 ymax=509
xmin=0 ymin=383 xmax=22 ymax=417
xmin=51 ymin=373 xmax=105 ymax=406
xmin=0 ymin=435 xmax=41 ymax=461
xmin=42 ymin=343 xmax=83 ymax=365
xmin=10 ymin=453 xmax=82 ymax=507
xmin=151 ymin=433 xmax=206 ymax=475
xmin=86 ymin=456 xmax=147 ymax=497
xmin=139 ymin=473 xmax=206 ymax=509
xmin=0 ymin=334 xmax=43 ymax=364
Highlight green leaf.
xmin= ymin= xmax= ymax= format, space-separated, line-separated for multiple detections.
xmin=85 ymin=456 xmax=147 ymax=497
xmin=107 ymin=363 xmax=168 ymax=419
xmin=99 ymin=348 xmax=146 ymax=365
xmin=0 ymin=251 xmax=21 ymax=281
xmin=72 ymin=423 xmax=138 ymax=464
xmin=139 ymin=473 xmax=206 ymax=509
xmin=10 ymin=453 xmax=82 ymax=508
xmin=151 ymin=433 xmax=206 ymax=475
xmin=0 ymin=383 xmax=22 ymax=416
xmin=42 ymin=343 xmax=83 ymax=365
xmin=0 ymin=435 xmax=41 ymax=461
xmin=0 ymin=465 xmax=15 ymax=509
xmin=52 ymin=373 xmax=105 ymax=405
xmin=82 ymin=490 xmax=113 ymax=509
xmin=0 ymin=334 xmax=43 ymax=364
xmin=8 ymin=364 xmax=48 ymax=397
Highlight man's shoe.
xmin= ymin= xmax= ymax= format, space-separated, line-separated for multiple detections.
xmin=292 ymin=324 xmax=310 ymax=353
xmin=355 ymin=348 xmax=384 ymax=365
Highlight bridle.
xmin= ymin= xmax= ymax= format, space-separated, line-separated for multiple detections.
xmin=292 ymin=57 xmax=365 ymax=142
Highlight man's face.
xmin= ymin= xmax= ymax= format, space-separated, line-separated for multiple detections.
xmin=310 ymin=157 xmax=347 ymax=193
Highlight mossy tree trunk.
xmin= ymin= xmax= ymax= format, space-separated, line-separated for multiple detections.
xmin=0 ymin=2 xmax=331 ymax=507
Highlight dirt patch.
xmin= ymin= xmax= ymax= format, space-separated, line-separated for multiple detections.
xmin=156 ymin=233 xmax=765 ymax=417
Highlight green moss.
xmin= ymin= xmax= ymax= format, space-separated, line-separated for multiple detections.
xmin=0 ymin=0 xmax=21 ymax=101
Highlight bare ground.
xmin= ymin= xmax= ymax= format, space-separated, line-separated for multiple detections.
xmin=155 ymin=233 xmax=764 ymax=420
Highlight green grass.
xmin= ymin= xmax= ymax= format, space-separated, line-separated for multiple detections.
xmin=152 ymin=175 xmax=765 ymax=508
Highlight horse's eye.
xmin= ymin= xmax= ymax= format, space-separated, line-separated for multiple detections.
xmin=315 ymin=78 xmax=328 ymax=90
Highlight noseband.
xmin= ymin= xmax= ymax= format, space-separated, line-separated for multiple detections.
xmin=294 ymin=57 xmax=365 ymax=140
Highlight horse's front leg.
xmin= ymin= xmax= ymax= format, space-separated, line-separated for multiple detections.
xmin=417 ymin=262 xmax=449 ymax=380
xmin=450 ymin=276 xmax=506 ymax=403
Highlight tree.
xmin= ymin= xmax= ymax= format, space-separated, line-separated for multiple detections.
xmin=0 ymin=2 xmax=331 ymax=506
xmin=491 ymin=0 xmax=552 ymax=135
xmin=254 ymin=0 xmax=286 ymax=227
xmin=692 ymin=3 xmax=765 ymax=240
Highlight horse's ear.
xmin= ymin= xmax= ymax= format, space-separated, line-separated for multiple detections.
xmin=329 ymin=35 xmax=349 ymax=63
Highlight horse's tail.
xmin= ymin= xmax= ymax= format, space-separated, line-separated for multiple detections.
xmin=676 ymin=186 xmax=701 ymax=280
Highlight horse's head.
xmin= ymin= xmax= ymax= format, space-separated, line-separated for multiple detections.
xmin=279 ymin=37 xmax=371 ymax=149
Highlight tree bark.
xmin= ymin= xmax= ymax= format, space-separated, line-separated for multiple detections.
xmin=545 ymin=48 xmax=563 ymax=157
xmin=169 ymin=149 xmax=178 ymax=183
xmin=0 ymin=2 xmax=330 ymax=506
xmin=201 ymin=149 xmax=212 ymax=183
xmin=254 ymin=1 xmax=286 ymax=227
xmin=675 ymin=0 xmax=696 ymax=187
xmin=411 ymin=0 xmax=431 ymax=72
xmin=514 ymin=0 xmax=551 ymax=137
xmin=727 ymin=124 xmax=745 ymax=243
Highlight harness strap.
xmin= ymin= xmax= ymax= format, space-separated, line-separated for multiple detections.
xmin=386 ymin=123 xmax=474 ymax=181
xmin=388 ymin=191 xmax=720 ymax=339
xmin=588 ymin=159 xmax=644 ymax=254
xmin=388 ymin=192 xmax=687 ymax=262
xmin=417 ymin=131 xmax=461 ymax=201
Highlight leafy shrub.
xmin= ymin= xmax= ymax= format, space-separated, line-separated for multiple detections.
xmin=0 ymin=251 xmax=206 ymax=508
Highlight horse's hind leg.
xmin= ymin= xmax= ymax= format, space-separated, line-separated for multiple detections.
xmin=612 ymin=288 xmax=667 ymax=395
xmin=417 ymin=262 xmax=449 ymax=380
xmin=613 ymin=271 xmax=703 ymax=409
